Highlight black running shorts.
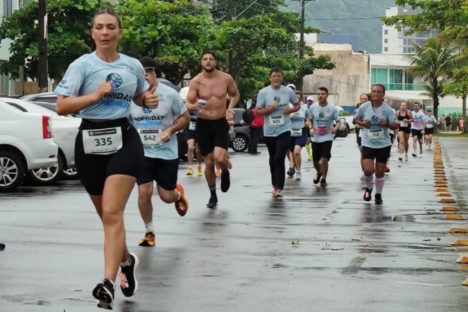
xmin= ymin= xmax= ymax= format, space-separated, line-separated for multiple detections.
xmin=361 ymin=145 xmax=391 ymax=164
xmin=196 ymin=117 xmax=229 ymax=156
xmin=311 ymin=140 xmax=333 ymax=162
xmin=137 ymin=157 xmax=179 ymax=190
xmin=185 ymin=128 xmax=198 ymax=141
xmin=424 ymin=128 xmax=434 ymax=135
xmin=411 ymin=129 xmax=423 ymax=139
xmin=399 ymin=126 xmax=411 ymax=134
xmin=75 ymin=118 xmax=144 ymax=196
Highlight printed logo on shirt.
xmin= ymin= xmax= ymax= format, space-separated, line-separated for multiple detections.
xmin=319 ymin=112 xmax=325 ymax=118
xmin=58 ymin=79 xmax=68 ymax=89
xmin=371 ymin=115 xmax=380 ymax=124
xmin=106 ymin=73 xmax=123 ymax=89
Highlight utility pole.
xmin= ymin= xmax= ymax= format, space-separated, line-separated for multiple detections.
xmin=299 ymin=0 xmax=306 ymax=59
xmin=292 ymin=0 xmax=317 ymax=59
xmin=38 ymin=0 xmax=48 ymax=92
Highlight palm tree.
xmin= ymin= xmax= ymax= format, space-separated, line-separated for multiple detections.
xmin=409 ymin=37 xmax=459 ymax=118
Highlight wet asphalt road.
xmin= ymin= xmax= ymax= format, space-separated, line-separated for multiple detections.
xmin=1 ymin=136 xmax=467 ymax=312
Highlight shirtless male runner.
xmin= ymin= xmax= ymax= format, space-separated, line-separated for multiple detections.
xmin=185 ymin=51 xmax=240 ymax=208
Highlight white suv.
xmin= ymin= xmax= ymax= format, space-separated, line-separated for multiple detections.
xmin=0 ymin=99 xmax=58 ymax=191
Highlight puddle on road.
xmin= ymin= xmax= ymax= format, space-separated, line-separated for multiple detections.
xmin=362 ymin=213 xmax=416 ymax=223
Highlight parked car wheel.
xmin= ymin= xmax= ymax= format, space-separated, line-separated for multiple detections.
xmin=28 ymin=153 xmax=64 ymax=185
xmin=231 ymin=134 xmax=249 ymax=152
xmin=0 ymin=151 xmax=25 ymax=192
xmin=62 ymin=167 xmax=78 ymax=179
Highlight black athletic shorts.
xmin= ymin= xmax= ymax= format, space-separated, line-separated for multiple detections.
xmin=311 ymin=140 xmax=333 ymax=162
xmin=411 ymin=129 xmax=423 ymax=139
xmin=75 ymin=118 xmax=144 ymax=196
xmin=399 ymin=126 xmax=411 ymax=134
xmin=137 ymin=157 xmax=179 ymax=190
xmin=185 ymin=129 xmax=198 ymax=141
xmin=424 ymin=127 xmax=434 ymax=135
xmin=196 ymin=117 xmax=229 ymax=156
xmin=361 ymin=146 xmax=391 ymax=164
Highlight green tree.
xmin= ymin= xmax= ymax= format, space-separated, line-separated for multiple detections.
xmin=444 ymin=66 xmax=468 ymax=133
xmin=0 ymin=0 xmax=107 ymax=82
xmin=383 ymin=0 xmax=467 ymax=39
xmin=216 ymin=11 xmax=333 ymax=101
xmin=117 ymin=0 xmax=216 ymax=85
xmin=409 ymin=38 xmax=458 ymax=118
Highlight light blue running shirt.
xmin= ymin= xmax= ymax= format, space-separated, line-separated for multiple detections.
xmin=308 ymin=103 xmax=339 ymax=143
xmin=356 ymin=101 xmax=396 ymax=148
xmin=256 ymin=85 xmax=297 ymax=137
xmin=425 ymin=115 xmax=437 ymax=129
xmin=54 ymin=52 xmax=148 ymax=120
xmin=412 ymin=110 xmax=426 ymax=130
xmin=290 ymin=103 xmax=309 ymax=136
xmin=130 ymin=83 xmax=186 ymax=160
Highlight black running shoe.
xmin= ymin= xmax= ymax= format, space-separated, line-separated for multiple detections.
xmin=412 ymin=153 xmax=417 ymax=158
xmin=375 ymin=193 xmax=383 ymax=205
xmin=363 ymin=188 xmax=372 ymax=202
xmin=120 ymin=253 xmax=139 ymax=297
xmin=287 ymin=167 xmax=295 ymax=177
xmin=93 ymin=278 xmax=114 ymax=310
xmin=220 ymin=169 xmax=230 ymax=192
xmin=0 ymin=243 xmax=5 ymax=251
xmin=207 ymin=193 xmax=218 ymax=209
xmin=313 ymin=173 xmax=322 ymax=184
xmin=320 ymin=178 xmax=327 ymax=188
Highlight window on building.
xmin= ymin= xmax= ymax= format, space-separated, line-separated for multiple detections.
xmin=384 ymin=39 xmax=388 ymax=43
xmin=371 ymin=68 xmax=388 ymax=89
xmin=389 ymin=69 xmax=403 ymax=90
xmin=384 ymin=29 xmax=388 ymax=35
xmin=384 ymin=47 xmax=388 ymax=52
xmin=3 ymin=0 xmax=13 ymax=17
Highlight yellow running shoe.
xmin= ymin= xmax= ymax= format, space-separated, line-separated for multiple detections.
xmin=197 ymin=165 xmax=203 ymax=177
xmin=186 ymin=167 xmax=193 ymax=176
xmin=138 ymin=231 xmax=156 ymax=247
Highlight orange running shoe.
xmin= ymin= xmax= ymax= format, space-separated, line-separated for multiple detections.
xmin=175 ymin=183 xmax=189 ymax=216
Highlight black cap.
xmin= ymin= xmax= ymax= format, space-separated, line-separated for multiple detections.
xmin=139 ymin=56 xmax=157 ymax=69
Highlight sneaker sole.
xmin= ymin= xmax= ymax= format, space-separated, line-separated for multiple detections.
xmin=93 ymin=287 xmax=113 ymax=310
xmin=121 ymin=253 xmax=139 ymax=297
xmin=97 ymin=300 xmax=113 ymax=310
xmin=138 ymin=239 xmax=155 ymax=247
xmin=220 ymin=170 xmax=230 ymax=193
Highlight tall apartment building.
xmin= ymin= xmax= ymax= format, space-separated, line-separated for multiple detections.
xmin=382 ymin=6 xmax=435 ymax=54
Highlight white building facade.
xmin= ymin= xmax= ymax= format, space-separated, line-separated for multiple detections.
xmin=382 ymin=6 xmax=436 ymax=55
